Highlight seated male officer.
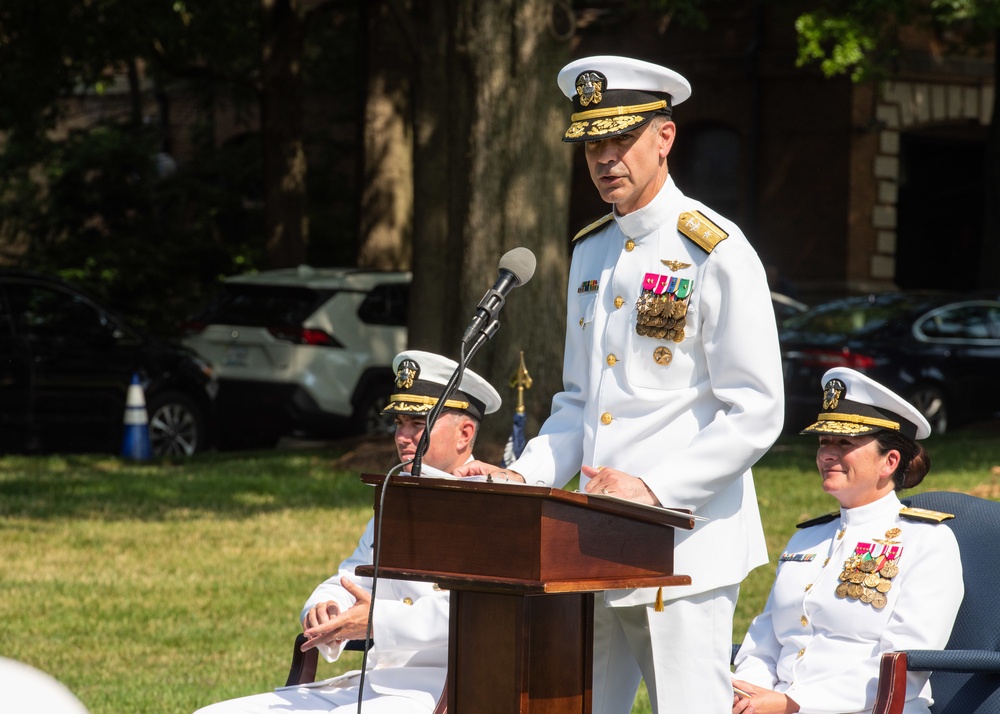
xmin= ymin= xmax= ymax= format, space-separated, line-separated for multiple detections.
xmin=195 ymin=350 xmax=501 ymax=714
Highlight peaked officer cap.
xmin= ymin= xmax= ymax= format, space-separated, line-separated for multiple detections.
xmin=383 ymin=350 xmax=501 ymax=421
xmin=557 ymin=55 xmax=691 ymax=142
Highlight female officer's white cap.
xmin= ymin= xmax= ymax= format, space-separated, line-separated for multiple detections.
xmin=557 ymin=56 xmax=691 ymax=142
xmin=801 ymin=367 xmax=931 ymax=440
xmin=382 ymin=350 xmax=501 ymax=421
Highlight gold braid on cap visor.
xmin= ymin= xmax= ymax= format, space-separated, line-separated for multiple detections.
xmin=816 ymin=413 xmax=901 ymax=431
xmin=570 ymin=99 xmax=668 ymax=122
xmin=565 ymin=100 xmax=669 ymax=139
xmin=388 ymin=394 xmax=470 ymax=411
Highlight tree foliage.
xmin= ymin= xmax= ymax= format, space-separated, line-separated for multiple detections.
xmin=0 ymin=0 xmax=356 ymax=334
xmin=790 ymin=0 xmax=1000 ymax=81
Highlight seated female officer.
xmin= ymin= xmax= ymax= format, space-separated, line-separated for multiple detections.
xmin=731 ymin=367 xmax=964 ymax=714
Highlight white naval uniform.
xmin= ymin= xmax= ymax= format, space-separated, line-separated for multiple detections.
xmin=734 ymin=491 xmax=964 ymax=714
xmin=195 ymin=465 xmax=458 ymax=714
xmin=507 ymin=174 xmax=784 ymax=712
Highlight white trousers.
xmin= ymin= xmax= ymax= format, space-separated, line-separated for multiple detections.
xmin=591 ymin=584 xmax=739 ymax=714
xmin=194 ymin=674 xmax=433 ymax=714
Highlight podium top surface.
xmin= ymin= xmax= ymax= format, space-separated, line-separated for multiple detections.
xmin=361 ymin=473 xmax=695 ymax=531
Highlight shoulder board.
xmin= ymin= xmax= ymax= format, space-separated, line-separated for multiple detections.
xmin=900 ymin=506 xmax=955 ymax=523
xmin=678 ymin=210 xmax=729 ymax=253
xmin=796 ymin=511 xmax=839 ymax=529
xmin=572 ymin=213 xmax=614 ymax=243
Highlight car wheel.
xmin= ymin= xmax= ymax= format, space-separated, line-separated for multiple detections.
xmin=906 ymin=384 xmax=948 ymax=435
xmin=147 ymin=392 xmax=207 ymax=457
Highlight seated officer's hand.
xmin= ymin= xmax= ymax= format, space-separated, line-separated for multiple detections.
xmin=730 ymin=679 xmax=800 ymax=714
xmin=300 ymin=577 xmax=372 ymax=651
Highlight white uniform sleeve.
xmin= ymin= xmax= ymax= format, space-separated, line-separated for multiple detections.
xmin=507 ymin=252 xmax=590 ymax=487
xmin=733 ymin=588 xmax=782 ymax=688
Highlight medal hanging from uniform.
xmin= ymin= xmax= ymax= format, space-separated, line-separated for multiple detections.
xmin=635 ymin=273 xmax=692 ymax=344
xmin=834 ymin=528 xmax=903 ymax=610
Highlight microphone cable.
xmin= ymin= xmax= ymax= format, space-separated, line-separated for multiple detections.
xmin=356 ymin=457 xmax=412 ymax=714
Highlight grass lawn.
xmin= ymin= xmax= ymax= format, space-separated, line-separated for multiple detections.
xmin=2 ymin=427 xmax=999 ymax=713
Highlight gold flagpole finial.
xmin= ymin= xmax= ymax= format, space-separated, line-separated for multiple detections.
xmin=508 ymin=351 xmax=533 ymax=414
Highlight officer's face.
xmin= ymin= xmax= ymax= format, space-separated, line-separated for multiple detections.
xmin=394 ymin=412 xmax=473 ymax=473
xmin=583 ymin=118 xmax=676 ymax=215
xmin=816 ymin=435 xmax=900 ymax=508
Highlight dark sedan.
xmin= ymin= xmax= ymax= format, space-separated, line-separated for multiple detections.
xmin=780 ymin=292 xmax=1000 ymax=435
xmin=0 ymin=270 xmax=217 ymax=456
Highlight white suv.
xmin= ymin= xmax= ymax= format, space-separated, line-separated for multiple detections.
xmin=182 ymin=266 xmax=409 ymax=447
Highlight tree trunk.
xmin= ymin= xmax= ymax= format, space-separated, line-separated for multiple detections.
xmin=407 ymin=0 xmax=573 ymax=447
xmin=357 ymin=0 xmax=414 ymax=270
xmin=261 ymin=0 xmax=308 ymax=268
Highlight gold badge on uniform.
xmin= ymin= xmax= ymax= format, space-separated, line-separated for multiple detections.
xmin=653 ymin=346 xmax=672 ymax=365
xmin=661 ymin=259 xmax=691 ymax=271
xmin=635 ymin=272 xmax=693 ymax=347
xmin=834 ymin=535 xmax=903 ymax=610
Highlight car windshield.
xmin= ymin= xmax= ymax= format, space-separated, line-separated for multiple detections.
xmin=782 ymin=294 xmax=942 ymax=337
xmin=191 ymin=285 xmax=334 ymax=327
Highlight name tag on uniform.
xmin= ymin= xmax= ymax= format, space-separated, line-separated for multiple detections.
xmin=779 ymin=552 xmax=816 ymax=562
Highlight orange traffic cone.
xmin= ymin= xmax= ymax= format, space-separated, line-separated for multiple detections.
xmin=121 ymin=373 xmax=152 ymax=460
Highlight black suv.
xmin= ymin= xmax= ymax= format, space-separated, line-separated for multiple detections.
xmin=0 ymin=271 xmax=217 ymax=456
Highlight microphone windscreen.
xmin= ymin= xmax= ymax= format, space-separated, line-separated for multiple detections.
xmin=498 ymin=247 xmax=537 ymax=285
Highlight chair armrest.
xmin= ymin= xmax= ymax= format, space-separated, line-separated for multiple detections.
xmin=285 ymin=633 xmax=319 ymax=687
xmin=904 ymin=649 xmax=1000 ymax=674
xmin=870 ymin=652 xmax=909 ymax=714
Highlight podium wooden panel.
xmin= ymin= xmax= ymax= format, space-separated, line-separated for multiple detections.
xmin=356 ymin=474 xmax=693 ymax=714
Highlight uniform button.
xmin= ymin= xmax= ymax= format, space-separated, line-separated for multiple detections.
xmin=837 ymin=529 xmax=845 ymax=540
xmin=823 ymin=558 xmax=830 ymax=567
xmin=614 ymin=296 xmax=625 ymax=309
xmin=403 ymin=597 xmax=413 ymax=605
xmin=579 ymin=318 xmax=584 ymax=327
xmin=606 ymin=354 xmax=617 ymax=366
xmin=600 ymin=412 xmax=613 ymax=425
xmin=801 ymin=615 xmax=808 ymax=627
xmin=804 ymin=584 xmax=812 ymax=592
xmin=625 ymin=239 xmax=635 ymax=252
xmin=797 ymin=648 xmax=805 ymax=658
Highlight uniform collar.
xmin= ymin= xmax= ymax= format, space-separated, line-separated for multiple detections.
xmin=614 ymin=174 xmax=679 ymax=240
xmin=839 ymin=491 xmax=901 ymax=528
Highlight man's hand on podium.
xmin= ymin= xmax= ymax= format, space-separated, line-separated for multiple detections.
xmin=451 ymin=460 xmax=525 ymax=483
xmin=300 ymin=577 xmax=371 ymax=651
xmin=581 ymin=465 xmax=661 ymax=507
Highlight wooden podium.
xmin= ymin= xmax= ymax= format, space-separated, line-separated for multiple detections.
xmin=356 ymin=474 xmax=693 ymax=714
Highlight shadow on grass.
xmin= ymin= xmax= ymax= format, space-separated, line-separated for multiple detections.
xmin=0 ymin=441 xmax=399 ymax=521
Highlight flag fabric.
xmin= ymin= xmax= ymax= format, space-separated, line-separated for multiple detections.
xmin=500 ymin=410 xmax=527 ymax=468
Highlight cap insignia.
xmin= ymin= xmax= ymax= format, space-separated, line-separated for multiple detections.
xmin=823 ymin=379 xmax=846 ymax=410
xmin=395 ymin=359 xmax=419 ymax=390
xmin=575 ymin=71 xmax=605 ymax=107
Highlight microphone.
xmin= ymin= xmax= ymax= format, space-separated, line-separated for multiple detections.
xmin=461 ymin=247 xmax=537 ymax=345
